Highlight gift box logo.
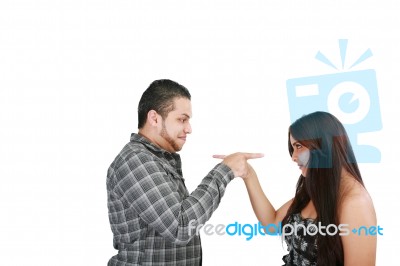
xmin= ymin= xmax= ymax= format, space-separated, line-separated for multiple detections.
xmin=286 ymin=40 xmax=382 ymax=163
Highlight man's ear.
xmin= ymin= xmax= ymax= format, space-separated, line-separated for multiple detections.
xmin=147 ymin=110 xmax=160 ymax=127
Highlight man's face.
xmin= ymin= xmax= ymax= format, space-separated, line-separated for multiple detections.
xmin=158 ymin=97 xmax=192 ymax=153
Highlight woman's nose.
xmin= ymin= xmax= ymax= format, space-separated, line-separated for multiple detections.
xmin=291 ymin=151 xmax=297 ymax=162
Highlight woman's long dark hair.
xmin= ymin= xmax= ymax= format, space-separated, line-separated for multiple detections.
xmin=282 ymin=111 xmax=364 ymax=266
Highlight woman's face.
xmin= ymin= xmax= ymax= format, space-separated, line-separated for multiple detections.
xmin=290 ymin=134 xmax=310 ymax=177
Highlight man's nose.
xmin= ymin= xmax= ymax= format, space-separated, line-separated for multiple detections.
xmin=185 ymin=122 xmax=192 ymax=134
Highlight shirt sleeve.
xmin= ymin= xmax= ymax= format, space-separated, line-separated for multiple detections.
xmin=109 ymin=151 xmax=234 ymax=245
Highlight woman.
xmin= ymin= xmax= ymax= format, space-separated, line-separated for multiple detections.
xmin=244 ymin=111 xmax=377 ymax=265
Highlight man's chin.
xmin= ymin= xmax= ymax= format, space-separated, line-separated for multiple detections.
xmin=174 ymin=145 xmax=183 ymax=152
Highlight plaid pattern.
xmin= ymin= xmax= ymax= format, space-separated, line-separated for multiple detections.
xmin=107 ymin=133 xmax=234 ymax=265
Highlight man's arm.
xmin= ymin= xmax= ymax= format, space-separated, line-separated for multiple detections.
xmin=109 ymin=151 xmax=234 ymax=245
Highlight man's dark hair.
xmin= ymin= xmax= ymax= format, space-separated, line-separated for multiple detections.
xmin=137 ymin=79 xmax=191 ymax=129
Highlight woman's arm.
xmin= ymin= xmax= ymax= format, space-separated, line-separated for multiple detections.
xmin=340 ymin=187 xmax=377 ymax=266
xmin=243 ymin=163 xmax=292 ymax=230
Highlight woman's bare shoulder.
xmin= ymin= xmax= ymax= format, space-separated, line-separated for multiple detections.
xmin=339 ymin=176 xmax=376 ymax=223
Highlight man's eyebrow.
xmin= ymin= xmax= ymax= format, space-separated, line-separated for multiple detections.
xmin=180 ymin=113 xmax=191 ymax=118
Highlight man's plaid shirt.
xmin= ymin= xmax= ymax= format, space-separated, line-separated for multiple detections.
xmin=107 ymin=133 xmax=234 ymax=265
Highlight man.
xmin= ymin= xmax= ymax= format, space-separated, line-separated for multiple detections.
xmin=107 ymin=79 xmax=262 ymax=265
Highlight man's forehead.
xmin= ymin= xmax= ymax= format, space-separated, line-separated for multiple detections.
xmin=171 ymin=98 xmax=192 ymax=116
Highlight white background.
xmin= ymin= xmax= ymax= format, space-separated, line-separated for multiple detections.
xmin=1 ymin=0 xmax=398 ymax=265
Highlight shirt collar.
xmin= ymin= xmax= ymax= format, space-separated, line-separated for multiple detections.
xmin=130 ymin=133 xmax=180 ymax=158
xmin=130 ymin=133 xmax=183 ymax=175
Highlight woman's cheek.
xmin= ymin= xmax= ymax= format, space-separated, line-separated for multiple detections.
xmin=298 ymin=150 xmax=310 ymax=166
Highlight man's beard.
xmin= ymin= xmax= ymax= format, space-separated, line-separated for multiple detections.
xmin=160 ymin=122 xmax=182 ymax=152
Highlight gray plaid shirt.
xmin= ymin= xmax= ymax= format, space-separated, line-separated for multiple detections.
xmin=107 ymin=133 xmax=234 ymax=266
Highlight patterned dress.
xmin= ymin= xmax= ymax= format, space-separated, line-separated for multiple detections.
xmin=282 ymin=213 xmax=318 ymax=266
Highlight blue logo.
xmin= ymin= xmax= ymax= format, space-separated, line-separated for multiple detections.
xmin=188 ymin=220 xmax=383 ymax=241
xmin=286 ymin=39 xmax=382 ymax=163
